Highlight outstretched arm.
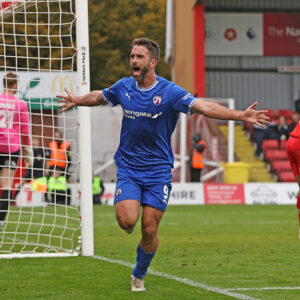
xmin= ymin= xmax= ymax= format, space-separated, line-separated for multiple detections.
xmin=57 ymin=88 xmax=105 ymax=112
xmin=191 ymin=99 xmax=270 ymax=127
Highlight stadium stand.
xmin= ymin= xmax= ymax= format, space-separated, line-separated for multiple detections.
xmin=278 ymin=109 xmax=293 ymax=125
xmin=219 ymin=124 xmax=274 ymax=182
xmin=278 ymin=109 xmax=293 ymax=119
xmin=264 ymin=149 xmax=288 ymax=162
xmin=271 ymin=160 xmax=292 ymax=173
xmin=244 ymin=122 xmax=254 ymax=141
xmin=278 ymin=171 xmax=296 ymax=182
xmin=241 ymin=109 xmax=297 ymax=182
xmin=267 ymin=109 xmax=277 ymax=121
xmin=280 ymin=139 xmax=288 ymax=150
xmin=262 ymin=139 xmax=279 ymax=151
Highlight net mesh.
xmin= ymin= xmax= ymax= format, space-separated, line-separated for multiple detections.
xmin=0 ymin=0 xmax=80 ymax=256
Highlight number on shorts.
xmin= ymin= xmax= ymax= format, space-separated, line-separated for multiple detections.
xmin=163 ymin=185 xmax=169 ymax=200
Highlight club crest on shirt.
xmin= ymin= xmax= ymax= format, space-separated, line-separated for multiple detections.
xmin=153 ymin=96 xmax=162 ymax=105
xmin=116 ymin=188 xmax=122 ymax=196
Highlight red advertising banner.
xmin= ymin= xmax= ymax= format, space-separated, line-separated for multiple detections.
xmin=264 ymin=13 xmax=300 ymax=56
xmin=0 ymin=1 xmax=23 ymax=10
xmin=204 ymin=183 xmax=245 ymax=205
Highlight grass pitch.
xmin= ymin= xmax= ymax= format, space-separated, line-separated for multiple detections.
xmin=0 ymin=205 xmax=300 ymax=299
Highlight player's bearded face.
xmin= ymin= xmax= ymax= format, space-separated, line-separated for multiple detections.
xmin=130 ymin=46 xmax=153 ymax=83
xmin=131 ymin=60 xmax=151 ymax=82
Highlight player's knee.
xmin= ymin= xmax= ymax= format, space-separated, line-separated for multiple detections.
xmin=116 ymin=215 xmax=136 ymax=233
xmin=142 ymin=223 xmax=158 ymax=239
xmin=120 ymin=223 xmax=136 ymax=234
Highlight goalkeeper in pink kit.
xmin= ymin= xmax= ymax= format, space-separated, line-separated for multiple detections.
xmin=0 ymin=72 xmax=32 ymax=229
xmin=287 ymin=98 xmax=300 ymax=239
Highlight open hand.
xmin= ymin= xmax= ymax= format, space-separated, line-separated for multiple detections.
xmin=57 ymin=88 xmax=78 ymax=112
xmin=241 ymin=102 xmax=270 ymax=127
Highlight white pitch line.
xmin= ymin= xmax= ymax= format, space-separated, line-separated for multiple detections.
xmin=92 ymin=255 xmax=260 ymax=300
xmin=227 ymin=287 xmax=300 ymax=291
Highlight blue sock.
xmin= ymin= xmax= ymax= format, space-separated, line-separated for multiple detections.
xmin=132 ymin=244 xmax=156 ymax=278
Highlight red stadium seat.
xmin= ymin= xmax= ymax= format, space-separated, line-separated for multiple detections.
xmin=262 ymin=139 xmax=279 ymax=151
xmin=244 ymin=122 xmax=254 ymax=140
xmin=280 ymin=139 xmax=288 ymax=150
xmin=271 ymin=160 xmax=291 ymax=173
xmin=278 ymin=109 xmax=293 ymax=118
xmin=286 ymin=117 xmax=293 ymax=126
xmin=278 ymin=171 xmax=296 ymax=182
xmin=244 ymin=122 xmax=252 ymax=131
xmin=267 ymin=109 xmax=276 ymax=119
xmin=264 ymin=149 xmax=288 ymax=162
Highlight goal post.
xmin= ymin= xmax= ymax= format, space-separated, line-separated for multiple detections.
xmin=76 ymin=0 xmax=94 ymax=257
xmin=0 ymin=0 xmax=94 ymax=258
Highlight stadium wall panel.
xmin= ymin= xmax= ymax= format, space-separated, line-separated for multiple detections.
xmin=203 ymin=0 xmax=300 ymax=10
xmin=14 ymin=182 xmax=298 ymax=207
xmin=100 ymin=182 xmax=298 ymax=206
xmin=206 ymin=71 xmax=300 ymax=112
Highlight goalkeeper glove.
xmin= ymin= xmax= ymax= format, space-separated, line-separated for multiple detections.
xmin=23 ymin=146 xmax=34 ymax=168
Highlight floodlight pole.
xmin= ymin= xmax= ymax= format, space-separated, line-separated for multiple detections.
xmin=76 ymin=0 xmax=94 ymax=256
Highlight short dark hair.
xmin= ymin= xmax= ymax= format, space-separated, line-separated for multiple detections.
xmin=131 ymin=37 xmax=160 ymax=62
xmin=3 ymin=72 xmax=18 ymax=89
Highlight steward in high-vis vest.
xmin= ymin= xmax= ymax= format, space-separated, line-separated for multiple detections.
xmin=48 ymin=175 xmax=71 ymax=205
xmin=49 ymin=131 xmax=71 ymax=180
xmin=30 ymin=177 xmax=48 ymax=193
xmin=30 ymin=176 xmax=49 ymax=202
xmin=92 ymin=175 xmax=105 ymax=204
xmin=190 ymin=133 xmax=206 ymax=182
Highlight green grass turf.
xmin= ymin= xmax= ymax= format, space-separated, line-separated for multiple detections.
xmin=0 ymin=205 xmax=300 ymax=299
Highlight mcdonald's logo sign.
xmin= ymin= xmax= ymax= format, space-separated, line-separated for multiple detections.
xmin=51 ymin=75 xmax=74 ymax=94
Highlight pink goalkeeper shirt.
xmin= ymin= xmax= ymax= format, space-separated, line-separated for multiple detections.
xmin=0 ymin=94 xmax=31 ymax=153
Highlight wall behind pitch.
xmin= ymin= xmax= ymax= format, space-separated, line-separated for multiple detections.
xmin=202 ymin=0 xmax=300 ymax=111
xmin=100 ymin=182 xmax=298 ymax=206
xmin=206 ymin=71 xmax=300 ymax=111
xmin=203 ymin=0 xmax=300 ymax=10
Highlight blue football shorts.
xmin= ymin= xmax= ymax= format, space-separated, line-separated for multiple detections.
xmin=114 ymin=167 xmax=172 ymax=212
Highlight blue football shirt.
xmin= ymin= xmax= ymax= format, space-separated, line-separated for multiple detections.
xmin=102 ymin=75 xmax=196 ymax=171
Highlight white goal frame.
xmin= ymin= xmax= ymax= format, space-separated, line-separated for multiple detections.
xmin=0 ymin=0 xmax=94 ymax=258
xmin=76 ymin=0 xmax=94 ymax=257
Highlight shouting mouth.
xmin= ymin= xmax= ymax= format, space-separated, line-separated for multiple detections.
xmin=132 ymin=66 xmax=140 ymax=77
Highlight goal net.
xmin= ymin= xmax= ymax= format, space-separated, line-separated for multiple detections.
xmin=0 ymin=0 xmax=89 ymax=258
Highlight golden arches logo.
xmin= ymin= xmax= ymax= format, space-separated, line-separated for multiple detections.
xmin=51 ymin=75 xmax=74 ymax=94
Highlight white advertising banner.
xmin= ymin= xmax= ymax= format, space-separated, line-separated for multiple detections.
xmin=15 ymin=182 xmax=298 ymax=207
xmin=15 ymin=183 xmax=80 ymax=207
xmin=169 ymin=183 xmax=204 ymax=205
xmin=15 ymin=184 xmax=47 ymax=207
xmin=101 ymin=183 xmax=115 ymax=206
xmin=102 ymin=182 xmax=297 ymax=206
xmin=205 ymin=13 xmax=263 ymax=56
xmin=100 ymin=183 xmax=204 ymax=206
xmin=244 ymin=183 xmax=298 ymax=205
xmin=0 ymin=71 xmax=77 ymax=110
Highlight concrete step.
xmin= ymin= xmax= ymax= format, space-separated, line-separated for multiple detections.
xmin=219 ymin=124 xmax=275 ymax=182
